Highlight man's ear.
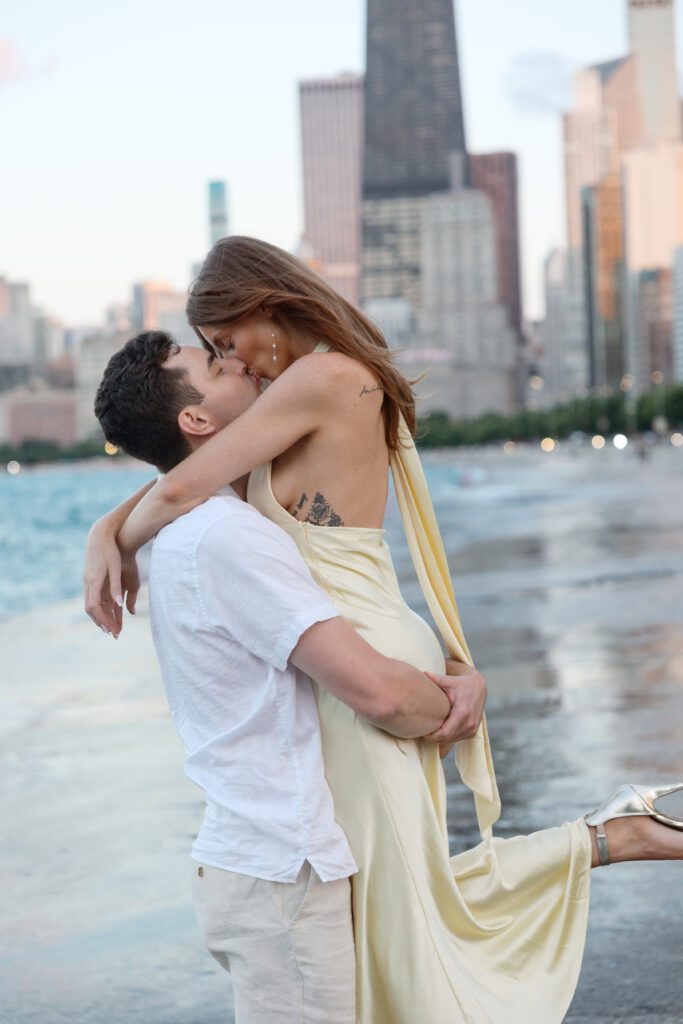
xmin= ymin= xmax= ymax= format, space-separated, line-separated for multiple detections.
xmin=177 ymin=405 xmax=218 ymax=439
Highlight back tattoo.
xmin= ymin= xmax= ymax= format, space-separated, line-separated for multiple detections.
xmin=294 ymin=491 xmax=344 ymax=527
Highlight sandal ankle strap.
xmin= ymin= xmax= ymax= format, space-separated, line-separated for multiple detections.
xmin=595 ymin=821 xmax=611 ymax=866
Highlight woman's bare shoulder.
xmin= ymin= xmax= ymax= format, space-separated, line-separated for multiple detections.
xmin=287 ymin=350 xmax=380 ymax=394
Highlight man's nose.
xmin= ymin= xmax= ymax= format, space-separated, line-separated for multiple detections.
xmin=222 ymin=356 xmax=248 ymax=375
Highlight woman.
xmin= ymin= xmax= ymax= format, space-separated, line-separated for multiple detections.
xmin=85 ymin=236 xmax=683 ymax=1023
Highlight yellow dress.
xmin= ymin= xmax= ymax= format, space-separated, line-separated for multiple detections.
xmin=247 ymin=368 xmax=592 ymax=1023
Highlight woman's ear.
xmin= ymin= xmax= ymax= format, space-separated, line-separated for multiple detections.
xmin=177 ymin=405 xmax=217 ymax=439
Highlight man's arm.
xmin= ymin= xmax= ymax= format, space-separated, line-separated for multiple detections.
xmin=291 ymin=616 xmax=452 ymax=738
xmin=195 ymin=508 xmax=483 ymax=742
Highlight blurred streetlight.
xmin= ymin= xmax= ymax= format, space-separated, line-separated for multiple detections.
xmin=528 ymin=375 xmax=545 ymax=392
xmin=613 ymin=434 xmax=628 ymax=450
xmin=619 ymin=374 xmax=634 ymax=392
xmin=6 ymin=460 xmax=21 ymax=475
xmin=104 ymin=442 xmax=119 ymax=456
xmin=671 ymin=432 xmax=683 ymax=447
xmin=591 ymin=435 xmax=606 ymax=450
xmin=540 ymin=437 xmax=556 ymax=452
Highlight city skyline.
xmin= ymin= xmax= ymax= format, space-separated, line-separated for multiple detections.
xmin=3 ymin=0 xmax=683 ymax=327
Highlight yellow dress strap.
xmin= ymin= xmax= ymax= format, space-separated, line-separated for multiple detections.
xmin=390 ymin=416 xmax=501 ymax=838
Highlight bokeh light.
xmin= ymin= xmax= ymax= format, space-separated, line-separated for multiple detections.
xmin=6 ymin=461 xmax=21 ymax=475
xmin=503 ymin=441 xmax=517 ymax=454
xmin=671 ymin=432 xmax=683 ymax=447
xmin=591 ymin=435 xmax=606 ymax=450
xmin=104 ymin=442 xmax=119 ymax=456
xmin=613 ymin=434 xmax=628 ymax=450
xmin=540 ymin=437 xmax=556 ymax=452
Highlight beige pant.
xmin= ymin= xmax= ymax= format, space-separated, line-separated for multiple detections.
xmin=192 ymin=859 xmax=356 ymax=1023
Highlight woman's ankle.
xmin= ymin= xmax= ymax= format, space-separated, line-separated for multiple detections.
xmin=589 ymin=815 xmax=683 ymax=867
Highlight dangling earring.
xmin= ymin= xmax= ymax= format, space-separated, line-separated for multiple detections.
xmin=271 ymin=322 xmax=277 ymax=363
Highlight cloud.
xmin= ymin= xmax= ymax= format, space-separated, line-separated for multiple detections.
xmin=0 ymin=38 xmax=57 ymax=90
xmin=504 ymin=52 xmax=577 ymax=116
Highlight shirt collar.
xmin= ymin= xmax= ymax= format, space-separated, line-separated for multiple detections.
xmin=216 ymin=484 xmax=241 ymax=499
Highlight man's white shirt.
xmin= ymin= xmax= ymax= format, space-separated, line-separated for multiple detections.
xmin=148 ymin=485 xmax=358 ymax=883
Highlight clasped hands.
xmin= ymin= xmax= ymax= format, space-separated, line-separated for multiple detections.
xmin=424 ymin=660 xmax=487 ymax=758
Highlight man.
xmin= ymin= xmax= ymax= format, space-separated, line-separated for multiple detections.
xmin=92 ymin=331 xmax=487 ymax=1023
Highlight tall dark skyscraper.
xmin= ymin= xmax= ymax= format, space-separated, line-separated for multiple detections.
xmin=362 ymin=0 xmax=468 ymax=313
xmin=363 ymin=0 xmax=467 ymax=198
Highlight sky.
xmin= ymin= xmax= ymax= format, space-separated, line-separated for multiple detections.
xmin=2 ymin=0 xmax=682 ymax=326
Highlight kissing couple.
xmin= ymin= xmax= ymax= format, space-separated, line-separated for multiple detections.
xmin=85 ymin=236 xmax=683 ymax=1023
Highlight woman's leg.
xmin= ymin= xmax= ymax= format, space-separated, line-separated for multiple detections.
xmin=587 ymin=817 xmax=683 ymax=867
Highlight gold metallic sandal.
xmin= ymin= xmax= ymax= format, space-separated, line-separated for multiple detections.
xmin=584 ymin=783 xmax=683 ymax=866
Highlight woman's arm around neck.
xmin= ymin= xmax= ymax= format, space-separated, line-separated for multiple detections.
xmin=117 ymin=353 xmax=338 ymax=555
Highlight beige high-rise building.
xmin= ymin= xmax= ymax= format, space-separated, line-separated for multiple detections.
xmin=130 ymin=281 xmax=196 ymax=345
xmin=557 ymin=55 xmax=640 ymax=396
xmin=564 ymin=1 xmax=679 ymax=254
xmin=557 ymin=0 xmax=682 ymax=397
xmin=299 ymin=73 xmax=364 ymax=306
xmin=674 ymin=247 xmax=683 ymax=381
xmin=621 ymin=0 xmax=683 ymax=392
xmin=623 ymin=142 xmax=683 ymax=389
xmin=628 ymin=0 xmax=680 ymax=146
xmin=563 ymin=57 xmax=639 ymax=250
xmin=623 ymin=143 xmax=683 ymax=273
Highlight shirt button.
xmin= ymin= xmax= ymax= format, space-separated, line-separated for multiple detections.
xmin=197 ymin=866 xmax=204 ymax=877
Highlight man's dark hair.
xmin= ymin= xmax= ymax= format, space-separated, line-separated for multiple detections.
xmin=94 ymin=331 xmax=204 ymax=472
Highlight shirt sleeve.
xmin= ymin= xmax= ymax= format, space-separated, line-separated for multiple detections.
xmin=193 ymin=508 xmax=341 ymax=671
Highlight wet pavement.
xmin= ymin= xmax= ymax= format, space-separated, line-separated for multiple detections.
xmin=1 ymin=442 xmax=682 ymax=1022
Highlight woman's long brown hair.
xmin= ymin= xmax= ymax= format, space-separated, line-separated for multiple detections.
xmin=186 ymin=236 xmax=416 ymax=448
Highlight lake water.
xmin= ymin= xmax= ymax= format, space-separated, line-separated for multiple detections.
xmin=0 ymin=462 xmax=153 ymax=622
xmin=0 ymin=454 xmax=489 ymax=622
xmin=1 ymin=444 xmax=682 ymax=643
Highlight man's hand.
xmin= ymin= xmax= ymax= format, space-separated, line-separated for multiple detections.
xmin=422 ymin=660 xmax=487 ymax=755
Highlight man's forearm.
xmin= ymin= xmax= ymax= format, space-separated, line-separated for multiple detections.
xmin=369 ymin=659 xmax=450 ymax=738
xmin=291 ymin=617 xmax=450 ymax=737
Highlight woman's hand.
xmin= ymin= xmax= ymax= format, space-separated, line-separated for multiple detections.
xmin=423 ymin=660 xmax=488 ymax=749
xmin=82 ymin=479 xmax=155 ymax=635
xmin=83 ymin=520 xmax=139 ymax=636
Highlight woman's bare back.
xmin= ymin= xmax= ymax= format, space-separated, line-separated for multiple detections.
xmin=270 ymin=351 xmax=390 ymax=529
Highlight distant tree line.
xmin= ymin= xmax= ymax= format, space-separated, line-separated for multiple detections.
xmin=0 ymin=437 xmax=112 ymax=465
xmin=417 ymin=383 xmax=683 ymax=448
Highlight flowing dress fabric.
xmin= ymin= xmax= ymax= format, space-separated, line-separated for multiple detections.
xmin=246 ymin=358 xmax=592 ymax=1023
